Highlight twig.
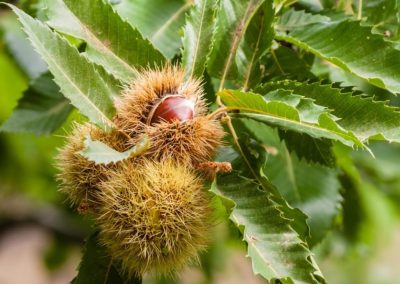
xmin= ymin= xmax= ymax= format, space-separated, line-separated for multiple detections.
xmin=225 ymin=116 xmax=260 ymax=182
xmin=357 ymin=0 xmax=363 ymax=20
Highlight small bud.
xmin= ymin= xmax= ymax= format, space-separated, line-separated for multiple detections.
xmin=149 ymin=95 xmax=195 ymax=124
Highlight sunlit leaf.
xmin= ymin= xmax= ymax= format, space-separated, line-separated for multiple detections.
xmin=207 ymin=0 xmax=275 ymax=89
xmin=219 ymin=89 xmax=365 ymax=148
xmin=80 ymin=135 xmax=150 ymax=165
xmin=258 ymin=80 xmax=400 ymax=143
xmin=9 ymin=5 xmax=116 ymax=130
xmin=44 ymin=0 xmax=165 ymax=83
xmin=276 ymin=9 xmax=400 ymax=94
xmin=182 ymin=0 xmax=217 ymax=79
xmin=212 ymin=174 xmax=325 ymax=283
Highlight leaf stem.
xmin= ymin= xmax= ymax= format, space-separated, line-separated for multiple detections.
xmin=207 ymin=106 xmax=229 ymax=120
xmin=270 ymin=49 xmax=284 ymax=75
xmin=216 ymin=95 xmax=223 ymax=107
xmin=225 ymin=116 xmax=260 ymax=182
xmin=217 ymin=0 xmax=257 ymax=92
xmin=357 ymin=0 xmax=363 ymax=20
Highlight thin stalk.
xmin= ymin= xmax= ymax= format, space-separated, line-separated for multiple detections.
xmin=270 ymin=49 xmax=284 ymax=75
xmin=103 ymin=259 xmax=113 ymax=284
xmin=357 ymin=0 xmax=363 ymax=20
xmin=225 ymin=116 xmax=260 ymax=183
xmin=207 ymin=107 xmax=229 ymax=120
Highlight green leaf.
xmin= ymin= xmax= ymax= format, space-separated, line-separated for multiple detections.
xmin=0 ymin=72 xmax=72 ymax=135
xmin=263 ymin=45 xmax=316 ymax=81
xmin=352 ymin=141 xmax=400 ymax=207
xmin=295 ymin=0 xmax=323 ymax=12
xmin=207 ymin=0 xmax=275 ymax=89
xmin=258 ymin=80 xmax=400 ymax=143
xmin=9 ymin=5 xmax=116 ymax=131
xmin=72 ymin=233 xmax=142 ymax=284
xmin=276 ymin=9 xmax=330 ymax=30
xmin=93 ymin=63 xmax=124 ymax=100
xmin=236 ymin=0 xmax=275 ymax=89
xmin=240 ymin=119 xmax=342 ymax=246
xmin=276 ymin=9 xmax=400 ymax=94
xmin=182 ymin=0 xmax=217 ymax=79
xmin=310 ymin=56 xmax=393 ymax=98
xmin=44 ymin=0 xmax=165 ymax=83
xmin=80 ymin=135 xmax=150 ymax=165
xmin=113 ymin=0 xmax=190 ymax=59
xmin=279 ymin=130 xmax=335 ymax=167
xmin=0 ymin=13 xmax=47 ymax=79
xmin=334 ymin=143 xmax=398 ymax=245
xmin=362 ymin=0 xmax=400 ymax=39
xmin=218 ymin=89 xmax=365 ymax=148
xmin=218 ymin=129 xmax=310 ymax=241
xmin=211 ymin=174 xmax=325 ymax=283
xmin=0 ymin=49 xmax=27 ymax=123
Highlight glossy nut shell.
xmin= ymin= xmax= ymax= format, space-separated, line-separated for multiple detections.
xmin=149 ymin=95 xmax=195 ymax=124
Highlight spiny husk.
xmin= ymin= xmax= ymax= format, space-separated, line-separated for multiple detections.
xmin=115 ymin=65 xmax=206 ymax=137
xmin=115 ymin=65 xmax=223 ymax=164
xmin=56 ymin=65 xmax=225 ymax=276
xmin=55 ymin=123 xmax=129 ymax=211
xmin=95 ymin=159 xmax=211 ymax=277
xmin=142 ymin=116 xmax=225 ymax=165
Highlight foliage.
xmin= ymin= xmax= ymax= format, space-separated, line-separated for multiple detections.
xmin=8 ymin=4 xmax=116 ymax=131
xmin=0 ymin=72 xmax=72 ymax=135
xmin=2 ymin=0 xmax=400 ymax=283
xmin=44 ymin=0 xmax=164 ymax=83
xmin=72 ymin=233 xmax=142 ymax=284
xmin=80 ymin=135 xmax=150 ymax=165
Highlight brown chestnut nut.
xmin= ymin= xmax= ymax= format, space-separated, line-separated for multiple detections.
xmin=149 ymin=95 xmax=195 ymax=124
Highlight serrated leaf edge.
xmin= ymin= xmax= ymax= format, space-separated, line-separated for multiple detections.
xmin=8 ymin=4 xmax=116 ymax=130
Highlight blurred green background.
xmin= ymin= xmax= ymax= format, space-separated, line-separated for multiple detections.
xmin=1 ymin=1 xmax=400 ymax=284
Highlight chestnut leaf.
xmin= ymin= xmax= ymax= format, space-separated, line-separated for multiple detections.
xmin=276 ymin=9 xmax=400 ymax=94
xmin=44 ymin=0 xmax=165 ymax=83
xmin=218 ymin=89 xmax=366 ymax=150
xmin=80 ymin=135 xmax=150 ymax=165
xmin=72 ymin=232 xmax=142 ymax=284
xmin=182 ymin=0 xmax=217 ymax=79
xmin=0 ymin=72 xmax=72 ymax=135
xmin=112 ymin=0 xmax=189 ymax=59
xmin=211 ymin=174 xmax=324 ymax=283
xmin=257 ymin=80 xmax=400 ymax=143
xmin=9 ymin=5 xmax=116 ymax=131
xmin=207 ymin=0 xmax=275 ymax=89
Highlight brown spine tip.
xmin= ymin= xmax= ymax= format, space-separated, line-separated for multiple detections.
xmin=196 ymin=161 xmax=232 ymax=180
